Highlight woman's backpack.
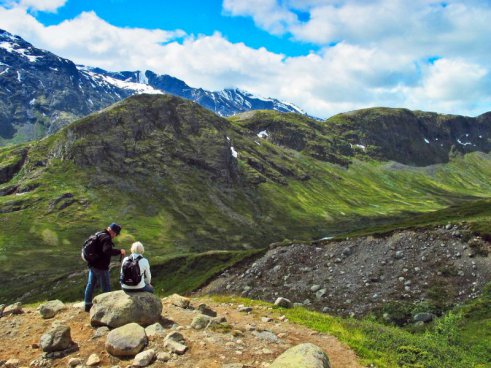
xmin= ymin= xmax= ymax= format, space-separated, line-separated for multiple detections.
xmin=121 ymin=256 xmax=143 ymax=286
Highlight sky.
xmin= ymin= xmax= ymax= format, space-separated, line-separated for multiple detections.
xmin=0 ymin=0 xmax=491 ymax=118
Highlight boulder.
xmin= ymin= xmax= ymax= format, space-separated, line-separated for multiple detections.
xmin=39 ymin=324 xmax=74 ymax=353
xmin=133 ymin=349 xmax=155 ymax=367
xmin=164 ymin=331 xmax=188 ymax=355
xmin=3 ymin=302 xmax=23 ymax=316
xmin=274 ymin=297 xmax=292 ymax=308
xmin=39 ymin=300 xmax=66 ymax=319
xmin=105 ymin=323 xmax=147 ymax=357
xmin=269 ymin=343 xmax=331 ymax=368
xmin=166 ymin=294 xmax=191 ymax=309
xmin=90 ymin=290 xmax=162 ymax=328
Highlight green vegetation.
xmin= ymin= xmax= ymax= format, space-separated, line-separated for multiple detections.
xmin=1 ymin=95 xmax=491 ymax=304
xmin=213 ymin=288 xmax=491 ymax=368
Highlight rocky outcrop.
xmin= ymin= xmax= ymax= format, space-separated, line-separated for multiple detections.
xmin=203 ymin=225 xmax=491 ymax=321
xmin=90 ymin=290 xmax=162 ymax=328
xmin=269 ymin=343 xmax=331 ymax=368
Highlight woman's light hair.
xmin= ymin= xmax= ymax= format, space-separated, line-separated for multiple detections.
xmin=131 ymin=241 xmax=144 ymax=254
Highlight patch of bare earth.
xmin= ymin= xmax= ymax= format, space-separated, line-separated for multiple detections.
xmin=0 ymin=297 xmax=363 ymax=368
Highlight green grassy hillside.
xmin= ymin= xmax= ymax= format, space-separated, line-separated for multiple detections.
xmin=1 ymin=95 xmax=491 ymax=303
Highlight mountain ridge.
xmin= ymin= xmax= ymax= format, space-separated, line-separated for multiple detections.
xmin=0 ymin=29 xmax=303 ymax=145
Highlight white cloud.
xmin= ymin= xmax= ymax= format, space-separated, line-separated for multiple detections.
xmin=9 ymin=0 xmax=68 ymax=12
xmin=223 ymin=0 xmax=297 ymax=35
xmin=0 ymin=2 xmax=490 ymax=118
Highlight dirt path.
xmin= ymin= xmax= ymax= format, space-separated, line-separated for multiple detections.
xmin=0 ymin=296 xmax=363 ymax=367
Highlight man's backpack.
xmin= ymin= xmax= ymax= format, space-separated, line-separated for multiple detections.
xmin=121 ymin=256 xmax=143 ymax=286
xmin=81 ymin=232 xmax=105 ymax=263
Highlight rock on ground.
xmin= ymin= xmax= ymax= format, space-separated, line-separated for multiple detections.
xmin=39 ymin=324 xmax=74 ymax=353
xmin=144 ymin=323 xmax=165 ymax=338
xmin=86 ymin=353 xmax=101 ymax=366
xmin=105 ymin=323 xmax=147 ymax=357
xmin=39 ymin=300 xmax=65 ymax=319
xmin=165 ymin=294 xmax=191 ymax=309
xmin=164 ymin=331 xmax=188 ymax=355
xmin=133 ymin=349 xmax=155 ymax=367
xmin=90 ymin=290 xmax=162 ymax=328
xmin=274 ymin=297 xmax=292 ymax=308
xmin=269 ymin=343 xmax=331 ymax=368
xmin=3 ymin=302 xmax=23 ymax=316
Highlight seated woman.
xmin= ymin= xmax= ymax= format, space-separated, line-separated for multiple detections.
xmin=120 ymin=241 xmax=154 ymax=293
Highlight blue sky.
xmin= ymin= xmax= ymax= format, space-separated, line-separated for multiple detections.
xmin=1 ymin=0 xmax=491 ymax=118
xmin=33 ymin=0 xmax=318 ymax=56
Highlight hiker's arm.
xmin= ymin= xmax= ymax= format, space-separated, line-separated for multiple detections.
xmin=144 ymin=261 xmax=151 ymax=285
xmin=101 ymin=238 xmax=123 ymax=256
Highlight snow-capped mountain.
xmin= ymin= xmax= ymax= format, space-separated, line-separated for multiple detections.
xmin=81 ymin=67 xmax=304 ymax=117
xmin=0 ymin=29 xmax=304 ymax=144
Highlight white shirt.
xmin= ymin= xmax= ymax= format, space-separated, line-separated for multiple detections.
xmin=120 ymin=253 xmax=151 ymax=289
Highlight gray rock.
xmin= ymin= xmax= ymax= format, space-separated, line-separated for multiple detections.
xmin=68 ymin=358 xmax=82 ymax=367
xmin=39 ymin=324 xmax=74 ymax=352
xmin=39 ymin=300 xmax=65 ymax=319
xmin=133 ymin=349 xmax=155 ymax=367
xmin=166 ymin=294 xmax=191 ymax=309
xmin=156 ymin=352 xmax=172 ymax=362
xmin=164 ymin=331 xmax=188 ymax=355
xmin=191 ymin=314 xmax=212 ymax=330
xmin=198 ymin=303 xmax=217 ymax=317
xmin=310 ymin=285 xmax=321 ymax=292
xmin=93 ymin=326 xmax=110 ymax=339
xmin=90 ymin=290 xmax=162 ymax=328
xmin=145 ymin=323 xmax=165 ymax=338
xmin=413 ymin=313 xmax=435 ymax=323
xmin=395 ymin=251 xmax=404 ymax=259
xmin=252 ymin=330 xmax=280 ymax=343
xmin=3 ymin=302 xmax=23 ymax=316
xmin=315 ymin=289 xmax=327 ymax=299
xmin=342 ymin=247 xmax=352 ymax=256
xmin=86 ymin=353 xmax=101 ymax=366
xmin=274 ymin=297 xmax=292 ymax=308
xmin=269 ymin=343 xmax=331 ymax=368
xmin=238 ymin=306 xmax=252 ymax=313
xmin=105 ymin=323 xmax=147 ymax=357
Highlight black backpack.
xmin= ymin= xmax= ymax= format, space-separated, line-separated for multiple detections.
xmin=81 ymin=232 xmax=105 ymax=263
xmin=121 ymin=256 xmax=143 ymax=286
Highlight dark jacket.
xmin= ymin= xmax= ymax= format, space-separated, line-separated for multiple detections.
xmin=88 ymin=230 xmax=122 ymax=270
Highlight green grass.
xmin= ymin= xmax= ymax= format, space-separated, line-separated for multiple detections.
xmin=212 ymin=289 xmax=491 ymax=368
xmin=2 ymin=96 xmax=491 ymax=304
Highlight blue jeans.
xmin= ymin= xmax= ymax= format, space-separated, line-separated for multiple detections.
xmin=84 ymin=267 xmax=111 ymax=307
xmin=122 ymin=284 xmax=155 ymax=293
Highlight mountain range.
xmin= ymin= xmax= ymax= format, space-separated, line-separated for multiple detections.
xmin=0 ymin=29 xmax=303 ymax=145
xmin=1 ymin=92 xmax=491 ymax=304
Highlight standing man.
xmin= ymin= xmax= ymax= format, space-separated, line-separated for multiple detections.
xmin=84 ymin=223 xmax=126 ymax=312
